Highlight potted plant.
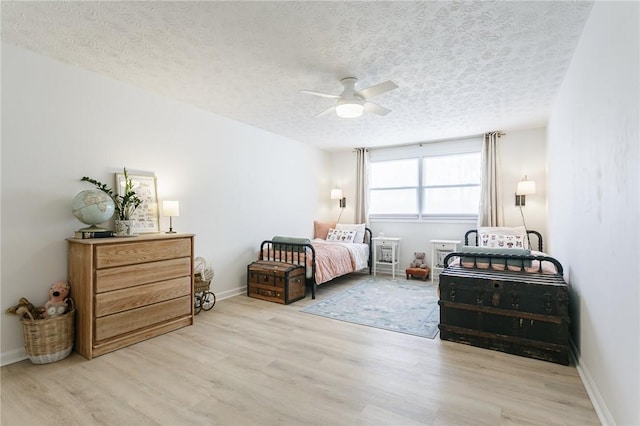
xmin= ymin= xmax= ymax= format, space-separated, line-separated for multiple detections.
xmin=81 ymin=168 xmax=142 ymax=236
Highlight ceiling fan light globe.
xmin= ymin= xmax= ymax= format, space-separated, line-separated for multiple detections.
xmin=335 ymin=102 xmax=364 ymax=118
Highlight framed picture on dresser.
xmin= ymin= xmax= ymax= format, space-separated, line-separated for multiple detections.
xmin=115 ymin=172 xmax=159 ymax=233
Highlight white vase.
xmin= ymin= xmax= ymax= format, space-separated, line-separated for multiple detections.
xmin=114 ymin=220 xmax=134 ymax=236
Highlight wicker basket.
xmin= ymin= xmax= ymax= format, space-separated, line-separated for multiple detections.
xmin=194 ymin=273 xmax=211 ymax=293
xmin=20 ymin=299 xmax=75 ymax=364
xmin=194 ymin=257 xmax=214 ymax=293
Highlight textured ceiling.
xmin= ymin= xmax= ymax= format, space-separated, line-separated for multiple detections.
xmin=1 ymin=1 xmax=593 ymax=152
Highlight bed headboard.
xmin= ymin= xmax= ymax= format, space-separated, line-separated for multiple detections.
xmin=464 ymin=229 xmax=543 ymax=252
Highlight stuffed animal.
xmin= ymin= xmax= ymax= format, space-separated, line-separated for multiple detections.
xmin=410 ymin=252 xmax=428 ymax=269
xmin=5 ymin=297 xmax=45 ymax=320
xmin=44 ymin=281 xmax=70 ymax=319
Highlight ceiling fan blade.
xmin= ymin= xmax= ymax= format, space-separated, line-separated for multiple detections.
xmin=364 ymin=102 xmax=391 ymax=116
xmin=357 ymin=80 xmax=399 ymax=100
xmin=314 ymin=105 xmax=336 ymax=118
xmin=300 ymin=90 xmax=341 ymax=99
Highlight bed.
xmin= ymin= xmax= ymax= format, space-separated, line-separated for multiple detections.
xmin=259 ymin=224 xmax=372 ymax=299
xmin=438 ymin=227 xmax=570 ymax=365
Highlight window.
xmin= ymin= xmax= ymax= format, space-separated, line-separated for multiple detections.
xmin=368 ymin=138 xmax=482 ymax=220
xmin=422 ymin=153 xmax=481 ymax=215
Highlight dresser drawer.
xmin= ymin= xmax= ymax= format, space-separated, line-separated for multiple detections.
xmin=95 ymin=238 xmax=192 ymax=269
xmin=95 ymin=295 xmax=191 ymax=341
xmin=96 ymin=257 xmax=191 ymax=293
xmin=95 ymin=277 xmax=192 ymax=317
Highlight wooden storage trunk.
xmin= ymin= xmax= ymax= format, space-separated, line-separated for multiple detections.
xmin=247 ymin=261 xmax=305 ymax=304
xmin=438 ymin=267 xmax=570 ymax=365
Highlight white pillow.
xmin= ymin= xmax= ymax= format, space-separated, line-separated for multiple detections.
xmin=335 ymin=223 xmax=366 ymax=244
xmin=477 ymin=226 xmax=528 ymax=249
xmin=326 ymin=228 xmax=357 ymax=243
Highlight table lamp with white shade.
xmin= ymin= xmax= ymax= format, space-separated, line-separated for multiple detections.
xmin=163 ymin=200 xmax=180 ymax=234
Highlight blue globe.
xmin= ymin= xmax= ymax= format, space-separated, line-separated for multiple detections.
xmin=72 ymin=190 xmax=115 ymax=231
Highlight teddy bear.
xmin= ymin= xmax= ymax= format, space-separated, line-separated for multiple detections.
xmin=410 ymin=252 xmax=428 ymax=269
xmin=44 ymin=281 xmax=71 ymax=319
xmin=5 ymin=297 xmax=45 ymax=320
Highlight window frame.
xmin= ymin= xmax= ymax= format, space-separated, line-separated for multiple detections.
xmin=368 ymin=139 xmax=482 ymax=221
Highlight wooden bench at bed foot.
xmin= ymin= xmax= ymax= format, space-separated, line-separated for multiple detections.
xmin=406 ymin=267 xmax=430 ymax=281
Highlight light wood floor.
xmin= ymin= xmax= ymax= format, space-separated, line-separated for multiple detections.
xmin=1 ymin=274 xmax=599 ymax=425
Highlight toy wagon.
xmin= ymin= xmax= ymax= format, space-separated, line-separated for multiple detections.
xmin=193 ymin=257 xmax=216 ymax=314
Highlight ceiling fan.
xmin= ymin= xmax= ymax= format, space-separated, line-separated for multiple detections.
xmin=301 ymin=77 xmax=398 ymax=118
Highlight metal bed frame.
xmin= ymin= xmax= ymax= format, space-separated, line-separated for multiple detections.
xmin=259 ymin=227 xmax=373 ymax=299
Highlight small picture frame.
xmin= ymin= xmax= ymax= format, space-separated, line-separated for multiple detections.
xmin=115 ymin=172 xmax=159 ymax=233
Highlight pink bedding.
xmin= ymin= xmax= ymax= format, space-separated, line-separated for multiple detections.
xmin=261 ymin=240 xmax=368 ymax=284
xmin=311 ymin=240 xmax=356 ymax=284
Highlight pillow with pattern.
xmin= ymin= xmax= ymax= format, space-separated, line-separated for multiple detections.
xmin=478 ymin=226 xmax=528 ymax=249
xmin=335 ymin=223 xmax=366 ymax=244
xmin=326 ymin=228 xmax=357 ymax=243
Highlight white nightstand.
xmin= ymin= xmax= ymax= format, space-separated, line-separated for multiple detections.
xmin=372 ymin=237 xmax=401 ymax=278
xmin=430 ymin=239 xmax=460 ymax=283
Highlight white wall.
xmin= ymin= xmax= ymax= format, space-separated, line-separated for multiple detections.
xmin=330 ymin=128 xmax=548 ymax=270
xmin=547 ymin=2 xmax=639 ymax=425
xmin=1 ymin=44 xmax=331 ymax=365
xmin=500 ymin=128 xmax=547 ymax=238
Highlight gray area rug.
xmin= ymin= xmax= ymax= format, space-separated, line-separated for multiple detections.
xmin=302 ymin=278 xmax=440 ymax=339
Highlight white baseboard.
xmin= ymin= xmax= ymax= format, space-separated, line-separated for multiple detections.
xmin=215 ymin=286 xmax=245 ymax=301
xmin=570 ymin=339 xmax=615 ymax=426
xmin=1 ymin=347 xmax=27 ymax=367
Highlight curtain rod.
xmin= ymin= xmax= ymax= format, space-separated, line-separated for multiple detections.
xmin=354 ymin=131 xmax=506 ymax=152
xmin=364 ymin=133 xmax=487 ymax=152
xmin=351 ymin=130 xmax=506 ymax=152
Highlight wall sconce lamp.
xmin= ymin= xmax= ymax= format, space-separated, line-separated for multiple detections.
xmin=330 ymin=188 xmax=346 ymax=208
xmin=515 ymin=176 xmax=536 ymax=206
xmin=162 ymin=200 xmax=180 ymax=234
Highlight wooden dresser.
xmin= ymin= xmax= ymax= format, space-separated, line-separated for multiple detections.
xmin=67 ymin=233 xmax=194 ymax=359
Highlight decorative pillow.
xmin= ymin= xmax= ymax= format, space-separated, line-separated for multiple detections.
xmin=335 ymin=223 xmax=366 ymax=244
xmin=477 ymin=226 xmax=528 ymax=249
xmin=314 ymin=220 xmax=336 ymax=240
xmin=326 ymin=228 xmax=357 ymax=243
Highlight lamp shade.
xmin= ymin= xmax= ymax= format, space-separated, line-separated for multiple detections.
xmin=330 ymin=188 xmax=343 ymax=200
xmin=162 ymin=200 xmax=180 ymax=217
xmin=516 ymin=180 xmax=536 ymax=195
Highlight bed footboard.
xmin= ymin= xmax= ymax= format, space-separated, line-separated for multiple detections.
xmin=443 ymin=252 xmax=564 ymax=275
